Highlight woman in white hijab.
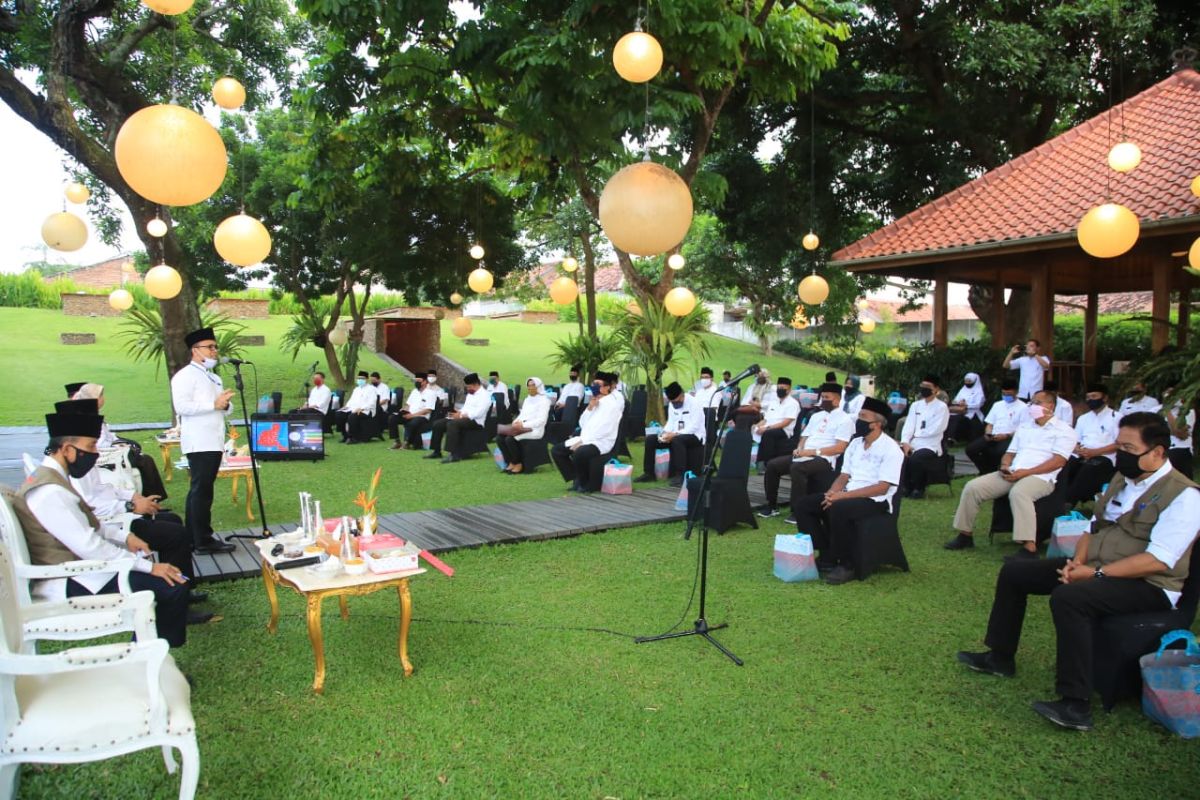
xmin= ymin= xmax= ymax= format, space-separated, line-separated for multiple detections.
xmin=948 ymin=372 xmax=986 ymax=442
xmin=73 ymin=382 xmax=169 ymax=498
xmin=495 ymin=377 xmax=553 ymax=474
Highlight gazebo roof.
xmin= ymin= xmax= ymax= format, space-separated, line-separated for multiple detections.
xmin=832 ymin=66 xmax=1200 ymax=289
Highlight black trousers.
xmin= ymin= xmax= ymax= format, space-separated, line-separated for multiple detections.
xmin=642 ymin=433 xmax=703 ymax=478
xmin=790 ymin=494 xmax=889 ymax=566
xmin=983 ymin=558 xmax=1171 ymax=701
xmin=756 ymin=428 xmax=791 ymax=463
xmin=496 ymin=433 xmax=526 ymax=466
xmin=1169 ymin=447 xmax=1194 ymax=480
xmin=948 ymin=414 xmax=983 ymax=443
xmin=966 ymin=436 xmax=1009 ymax=475
xmin=761 ymin=455 xmax=834 ymax=507
xmin=1063 ymin=456 xmax=1116 ymax=505
xmin=129 ymin=511 xmax=194 ymax=580
xmin=904 ymin=448 xmax=940 ymax=492
xmin=184 ymin=450 xmax=222 ymax=547
xmin=387 ymin=411 xmax=403 ymax=440
xmin=403 ymin=415 xmax=432 ymax=447
xmin=337 ymin=410 xmax=374 ymax=442
xmin=551 ymin=443 xmax=607 ymax=491
xmin=69 ymin=572 xmax=188 ymax=648
xmin=429 ymin=417 xmax=482 ymax=456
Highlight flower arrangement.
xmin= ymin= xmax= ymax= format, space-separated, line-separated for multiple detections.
xmin=353 ymin=467 xmax=382 ymax=534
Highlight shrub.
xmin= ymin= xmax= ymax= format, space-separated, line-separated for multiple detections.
xmin=0 ymin=271 xmax=102 ymax=309
xmin=1052 ymin=313 xmax=1196 ymax=373
xmin=871 ymin=339 xmax=1011 ymax=402
xmin=774 ymin=337 xmax=874 ymax=375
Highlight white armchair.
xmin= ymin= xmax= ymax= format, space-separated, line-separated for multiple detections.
xmin=0 ymin=540 xmax=199 ymax=800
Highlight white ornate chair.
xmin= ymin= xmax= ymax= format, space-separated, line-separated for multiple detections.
xmin=0 ymin=539 xmax=199 ymax=800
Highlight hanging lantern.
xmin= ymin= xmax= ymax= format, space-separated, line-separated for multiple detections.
xmin=1189 ymin=236 xmax=1200 ymax=269
xmin=667 ymin=253 xmax=685 ymax=270
xmin=108 ymin=289 xmax=134 ymax=311
xmin=144 ymin=263 xmax=182 ymax=299
xmin=860 ymin=318 xmax=877 ymax=333
xmin=214 ymin=213 xmax=272 ymax=266
xmin=449 ymin=291 xmax=463 ymax=305
xmin=115 ymin=104 xmax=227 ymax=206
xmin=1107 ymin=142 xmax=1142 ymax=173
xmin=140 ymin=0 xmax=194 ymax=13
xmin=469 ymin=244 xmax=485 ymax=260
xmin=856 ymin=298 xmax=870 ymax=310
xmin=326 ymin=327 xmax=348 ymax=347
xmin=562 ymin=256 xmax=578 ymax=272
xmin=663 ymin=286 xmax=697 ymax=317
xmin=212 ymin=77 xmax=246 ymax=110
xmin=1192 ymin=175 xmax=1200 ymax=198
xmin=1077 ymin=203 xmax=1140 ymax=258
xmin=64 ymin=182 xmax=90 ymax=204
xmin=549 ymin=276 xmax=579 ymax=305
xmin=798 ymin=274 xmax=830 ymax=305
xmin=121 ymin=261 xmax=137 ymax=276
xmin=612 ymin=29 xmax=663 ymax=83
xmin=451 ymin=317 xmax=474 ymax=338
xmin=468 ymin=267 xmax=494 ymax=293
xmin=146 ymin=217 xmax=168 ymax=237
xmin=802 ymin=232 xmax=820 ymax=251
xmin=599 ymin=161 xmax=693 ymax=256
xmin=41 ymin=212 xmax=88 ymax=252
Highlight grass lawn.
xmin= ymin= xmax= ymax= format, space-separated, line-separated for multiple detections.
xmin=15 ymin=473 xmax=1198 ymax=798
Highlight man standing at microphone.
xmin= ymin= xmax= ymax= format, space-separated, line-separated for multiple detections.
xmin=171 ymin=327 xmax=237 ymax=555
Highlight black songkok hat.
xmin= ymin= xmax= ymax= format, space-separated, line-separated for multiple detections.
xmin=184 ymin=327 xmax=216 ymax=348
xmin=818 ymin=382 xmax=843 ymax=395
xmin=55 ymin=399 xmax=99 ymax=415
xmin=665 ymin=382 xmax=684 ymax=399
xmin=45 ymin=412 xmax=103 ymax=439
xmin=861 ymin=397 xmax=891 ymax=419
xmin=64 ymin=382 xmax=86 ymax=398
xmin=463 ymin=372 xmax=480 ymax=385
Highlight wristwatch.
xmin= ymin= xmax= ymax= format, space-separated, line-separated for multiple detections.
xmin=125 ymin=500 xmax=135 ymax=512
xmin=1094 ymin=567 xmax=1107 ymax=579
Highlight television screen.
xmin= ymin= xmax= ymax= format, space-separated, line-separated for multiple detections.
xmin=249 ymin=415 xmax=325 ymax=459
xmin=251 ymin=420 xmax=288 ymax=453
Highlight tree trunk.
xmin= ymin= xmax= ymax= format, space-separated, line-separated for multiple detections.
xmin=578 ymin=229 xmax=598 ymax=338
xmin=968 ymin=284 xmax=1032 ymax=343
xmin=155 ymin=221 xmax=203 ymax=377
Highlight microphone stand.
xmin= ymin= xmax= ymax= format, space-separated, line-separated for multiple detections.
xmin=635 ymin=368 xmax=755 ymax=666
xmin=226 ymin=362 xmax=270 ymax=539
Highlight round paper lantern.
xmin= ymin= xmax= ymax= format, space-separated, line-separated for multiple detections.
xmin=1189 ymin=236 xmax=1200 ymax=269
xmin=599 ymin=161 xmax=693 ymax=256
xmin=468 ymin=267 xmax=494 ymax=293
xmin=802 ymin=232 xmax=820 ymax=251
xmin=449 ymin=291 xmax=463 ymax=305
xmin=41 ymin=212 xmax=88 ymax=252
xmin=667 ymin=253 xmax=685 ymax=270
xmin=214 ymin=213 xmax=272 ymax=266
xmin=212 ymin=77 xmax=246 ymax=110
xmin=115 ymin=104 xmax=227 ymax=206
xmin=64 ymin=182 xmax=90 ymax=204
xmin=1077 ymin=203 xmax=1140 ymax=258
xmin=146 ymin=217 xmax=168 ymax=237
xmin=1107 ymin=141 xmax=1142 ymax=173
xmin=141 ymin=0 xmax=194 ymax=13
xmin=1192 ymin=175 xmax=1200 ymax=198
xmin=562 ymin=256 xmax=578 ymax=272
xmin=857 ymin=298 xmax=870 ymax=310
xmin=860 ymin=318 xmax=877 ymax=333
xmin=121 ymin=261 xmax=137 ymax=275
xmin=549 ymin=276 xmax=579 ymax=305
xmin=612 ymin=30 xmax=663 ymax=83
xmin=144 ymin=263 xmax=182 ymax=299
xmin=469 ymin=244 xmax=485 ymax=260
xmin=451 ymin=317 xmax=473 ymax=338
xmin=108 ymin=289 xmax=134 ymax=311
xmin=326 ymin=327 xmax=348 ymax=347
xmin=663 ymin=286 xmax=697 ymax=317
xmin=798 ymin=274 xmax=830 ymax=305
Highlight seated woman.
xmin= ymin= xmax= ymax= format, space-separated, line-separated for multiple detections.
xmin=496 ymin=377 xmax=552 ymax=474
xmin=73 ymin=382 xmax=168 ymax=499
xmin=947 ymin=372 xmax=985 ymax=443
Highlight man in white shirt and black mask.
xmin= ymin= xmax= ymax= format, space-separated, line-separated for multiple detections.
xmin=337 ymin=370 xmax=378 ymax=443
xmin=426 ymin=372 xmax=491 ymax=463
xmin=389 ymin=371 xmax=440 ymax=450
xmin=169 ymin=327 xmax=237 ymax=555
xmin=555 ymin=364 xmax=586 ymax=419
xmin=637 ymin=381 xmax=705 ymax=486
xmin=899 ymin=373 xmax=950 ymax=499
xmin=552 ymin=371 xmax=623 ymax=493
xmin=754 ymin=376 xmax=800 ymax=466
xmin=1062 ymin=383 xmax=1118 ymax=507
xmin=757 ymin=382 xmax=853 ymax=519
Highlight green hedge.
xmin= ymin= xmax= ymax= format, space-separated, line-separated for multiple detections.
xmin=1053 ymin=313 xmax=1197 ymax=372
xmin=525 ymin=294 xmax=632 ymax=325
xmin=0 ymin=272 xmax=104 ymax=308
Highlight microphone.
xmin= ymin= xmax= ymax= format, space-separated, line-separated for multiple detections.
xmin=220 ymin=357 xmax=252 ymax=366
xmin=725 ymin=363 xmax=761 ymax=385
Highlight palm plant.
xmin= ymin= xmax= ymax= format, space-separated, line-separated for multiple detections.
xmin=610 ymin=300 xmax=711 ymax=424
xmin=546 ymin=331 xmax=620 ymax=380
xmin=117 ymin=308 xmax=246 ymax=377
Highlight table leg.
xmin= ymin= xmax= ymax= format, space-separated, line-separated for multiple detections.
xmin=262 ymin=563 xmax=279 ymax=634
xmin=338 ymin=595 xmax=349 ymax=620
xmin=231 ymin=473 xmax=240 ymax=506
xmin=397 ymin=579 xmax=413 ymax=677
xmin=243 ymin=474 xmax=255 ymax=521
xmin=160 ymin=444 xmax=173 ymax=482
xmin=306 ymin=593 xmax=327 ymax=693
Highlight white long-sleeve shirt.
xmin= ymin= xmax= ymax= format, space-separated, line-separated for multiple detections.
xmin=577 ymin=392 xmax=623 ymax=453
xmin=1054 ymin=396 xmax=1075 ymax=426
xmin=900 ymin=397 xmax=949 ymax=454
xmin=1074 ymin=407 xmax=1118 ymax=464
xmin=405 ymin=386 xmax=439 ymax=417
xmin=70 ymin=466 xmax=134 ymax=519
xmin=24 ymin=457 xmax=152 ymax=600
xmin=458 ymin=386 xmax=492 ymax=426
xmin=691 ymin=380 xmax=721 ymax=409
xmin=373 ymin=382 xmax=391 ymax=410
xmin=170 ymin=361 xmax=231 ymax=454
xmin=665 ymin=394 xmax=706 ymax=443
xmin=1117 ymin=394 xmax=1163 ymax=418
xmin=342 ymin=384 xmax=377 ymax=414
xmin=514 ymin=394 xmax=552 ymax=441
xmin=306 ymin=383 xmax=332 ymax=414
xmin=557 ymin=380 xmax=586 ymax=407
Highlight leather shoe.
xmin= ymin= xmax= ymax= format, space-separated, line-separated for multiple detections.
xmin=943 ymin=533 xmax=975 ymax=550
xmin=1031 ymin=698 xmax=1093 ymax=731
xmin=424 ymin=452 xmax=442 ymax=459
xmin=195 ymin=536 xmax=235 ymax=555
xmin=187 ymin=609 xmax=215 ymax=626
xmin=389 ymin=441 xmax=403 ymax=450
xmin=188 ymin=591 xmax=209 ymax=605
xmin=1004 ymin=548 xmax=1040 ymax=562
xmin=956 ymin=650 xmax=1015 ymax=677
xmin=824 ymin=565 xmax=856 ymax=585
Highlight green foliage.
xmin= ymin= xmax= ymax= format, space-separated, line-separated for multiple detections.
xmin=0 ymin=272 xmax=96 ymax=309
xmin=1052 ymin=313 xmax=1191 ymax=373
xmin=871 ymin=340 xmax=1012 ymax=401
xmin=611 ymin=301 xmax=712 ymax=424
xmin=116 ymin=309 xmax=247 ymax=378
xmin=546 ymin=332 xmax=620 ymax=380
xmin=532 ymin=293 xmax=632 ymax=325
xmin=775 ymin=336 xmax=874 ymax=376
xmin=1127 ymin=342 xmax=1200 ymax=415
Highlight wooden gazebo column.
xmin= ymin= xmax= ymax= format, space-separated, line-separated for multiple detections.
xmin=1030 ymin=263 xmax=1054 ymax=357
xmin=1084 ymin=290 xmax=1099 ymax=379
xmin=1178 ymin=287 xmax=1191 ymax=348
xmin=933 ymin=277 xmax=948 ymax=348
xmin=1152 ymin=256 xmax=1172 ymax=354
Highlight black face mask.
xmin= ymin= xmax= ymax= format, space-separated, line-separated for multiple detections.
xmin=1086 ymin=398 xmax=1105 ymax=411
xmin=819 ymin=399 xmax=837 ymax=412
xmin=671 ymin=401 xmax=683 ymax=409
xmin=66 ymin=447 xmax=99 ymax=479
xmin=414 ymin=380 xmax=422 ymax=388
xmin=918 ymin=386 xmax=933 ymax=398
xmin=776 ymin=387 xmax=790 ymax=399
xmin=591 ymin=382 xmax=602 ymax=393
xmin=1115 ymin=449 xmax=1151 ymax=480
xmin=569 ymin=374 xmax=578 ymax=381
xmin=854 ymin=419 xmax=873 ymax=438
xmin=844 ymin=386 xmax=858 ymax=398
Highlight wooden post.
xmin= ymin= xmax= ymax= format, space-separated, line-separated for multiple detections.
xmin=1030 ymin=263 xmax=1053 ymax=359
xmin=990 ymin=277 xmax=1006 ymax=348
xmin=1178 ymin=287 xmax=1191 ymax=348
xmin=1152 ymin=256 xmax=1171 ymax=354
xmin=1084 ymin=291 xmax=1098 ymax=379
xmin=933 ymin=277 xmax=948 ymax=349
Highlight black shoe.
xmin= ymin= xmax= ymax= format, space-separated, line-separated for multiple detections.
xmin=1004 ymin=548 xmax=1040 ymax=562
xmin=816 ymin=558 xmax=836 ymax=575
xmin=784 ymin=515 xmax=796 ymax=525
xmin=195 ymin=536 xmax=235 ymax=555
xmin=187 ymin=609 xmax=215 ymax=625
xmin=188 ymin=591 xmax=209 ymax=605
xmin=1031 ymin=698 xmax=1093 ymax=731
xmin=956 ymin=650 xmax=1015 ymax=677
xmin=824 ymin=565 xmax=857 ymax=585
xmin=908 ymin=489 xmax=926 ymax=500
xmin=668 ymin=478 xmax=683 ymax=488
xmin=424 ymin=452 xmax=442 ymax=459
xmin=757 ymin=506 xmax=780 ymax=518
xmin=634 ymin=474 xmax=656 ymax=483
xmin=944 ymin=533 xmax=975 ymax=550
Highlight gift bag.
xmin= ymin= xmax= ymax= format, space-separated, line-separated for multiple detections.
xmin=654 ymin=448 xmax=671 ymax=480
xmin=773 ymin=534 xmax=818 ymax=583
xmin=601 ymin=459 xmax=633 ymax=495
xmin=749 ymin=443 xmax=759 ymax=471
xmin=1047 ymin=510 xmax=1091 ymax=558
xmin=675 ymin=471 xmax=695 ymax=511
xmin=256 ymin=394 xmax=273 ymax=414
xmin=645 ymin=422 xmax=663 ymax=438
xmin=492 ymin=446 xmax=507 ymax=470
xmin=420 ymin=430 xmax=432 ymax=450
xmin=1139 ymin=630 xmax=1200 ymax=738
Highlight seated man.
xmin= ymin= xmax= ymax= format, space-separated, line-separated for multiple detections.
xmin=496 ymin=377 xmax=552 ymax=474
xmin=486 ymin=371 xmax=509 ymax=398
xmin=945 ymin=390 xmax=1077 ymax=556
xmin=790 ymin=396 xmax=903 ymax=585
xmin=390 ymin=372 xmax=439 ymax=450
xmin=552 ymin=371 xmax=622 ymax=493
xmin=295 ymin=371 xmax=333 ymax=416
xmin=426 ymin=372 xmax=490 ymax=463
xmin=753 ymin=376 xmax=799 ymax=465
xmin=1044 ymin=379 xmax=1075 ymax=425
xmin=10 ymin=410 xmax=189 ymax=647
xmin=637 ymin=382 xmax=705 ymax=486
xmin=965 ymin=378 xmax=1026 ymax=475
xmin=1062 ymin=383 xmax=1118 ymax=506
xmin=955 ymin=412 xmax=1199 ymax=732
xmin=899 ymin=374 xmax=950 ymax=499
xmin=1164 ymin=384 xmax=1194 ymax=479
xmin=1116 ymin=380 xmax=1161 ymax=418
xmin=73 ymin=382 xmax=168 ymax=499
xmin=947 ymin=372 xmax=985 ymax=443
xmin=757 ymin=382 xmax=851 ymax=519
xmin=691 ymin=366 xmax=720 ymax=409
xmin=555 ymin=364 xmax=586 ymax=419
xmin=336 ymin=370 xmax=377 ymax=443
xmin=735 ymin=369 xmax=773 ymax=428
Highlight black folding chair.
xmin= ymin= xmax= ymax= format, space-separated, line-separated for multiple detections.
xmin=686 ymin=428 xmax=757 ymax=534
xmin=547 ymin=396 xmax=581 ymax=444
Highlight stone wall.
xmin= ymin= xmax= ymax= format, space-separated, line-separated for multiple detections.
xmin=519 ymin=311 xmax=559 ymax=324
xmin=61 ymin=293 xmax=119 ymax=317
xmin=60 ymin=333 xmax=96 ymax=345
xmin=203 ymin=298 xmax=269 ymax=318
xmin=62 ymin=259 xmax=138 ymax=290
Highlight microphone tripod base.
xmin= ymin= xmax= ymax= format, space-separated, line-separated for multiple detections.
xmin=635 ymin=617 xmax=743 ymax=666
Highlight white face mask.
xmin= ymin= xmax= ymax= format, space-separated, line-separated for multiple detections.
xmin=700 ymin=378 xmax=712 ymax=388
xmin=426 ymin=376 xmax=436 ymax=384
xmin=201 ymin=357 xmax=217 ymax=369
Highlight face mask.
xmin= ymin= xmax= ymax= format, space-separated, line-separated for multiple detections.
xmin=964 ymin=381 xmax=975 ymax=388
xmin=854 ymin=419 xmax=873 ymax=438
xmin=776 ymin=387 xmax=790 ymax=399
xmin=1002 ymin=394 xmax=1016 ymax=404
xmin=671 ymin=401 xmax=683 ymax=409
xmin=313 ymin=378 xmax=323 ymax=386
xmin=201 ymin=357 xmax=218 ymax=369
xmin=569 ymin=374 xmax=578 ymax=381
xmin=489 ymin=378 xmax=497 ymax=386
xmin=756 ymin=376 xmax=767 ymax=385
xmin=414 ymin=379 xmax=422 ymax=388
xmin=371 ymin=380 xmax=379 ymax=386
xmin=591 ymin=382 xmax=602 ymax=393
xmin=1027 ymin=405 xmax=1046 ymax=422
xmin=356 ymin=378 xmax=366 ymax=387
xmin=426 ymin=376 xmax=437 ymax=384
xmin=66 ymin=447 xmax=99 ymax=479
xmin=1129 ymin=390 xmax=1144 ymax=399
xmin=1115 ymin=449 xmax=1152 ymax=480
xmin=819 ymin=399 xmax=836 ymax=412
xmin=844 ymin=386 xmax=858 ymax=397
xmin=1086 ymin=398 xmax=1105 ymax=411
xmin=918 ymin=386 xmax=933 ymax=399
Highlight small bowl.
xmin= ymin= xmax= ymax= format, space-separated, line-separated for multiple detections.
xmin=343 ymin=557 xmax=367 ymax=576
xmin=303 ymin=545 xmax=324 ymax=556
xmin=278 ymin=531 xmax=306 ymax=545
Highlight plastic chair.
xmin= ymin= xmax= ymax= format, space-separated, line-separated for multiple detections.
xmin=686 ymin=429 xmax=758 ymax=534
xmin=987 ymin=478 xmax=1069 ymax=544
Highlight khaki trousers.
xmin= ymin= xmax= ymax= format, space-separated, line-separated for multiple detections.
xmin=952 ymin=471 xmax=1055 ymax=542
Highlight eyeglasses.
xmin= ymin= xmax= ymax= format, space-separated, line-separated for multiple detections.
xmin=194 ymin=344 xmax=219 ymax=351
